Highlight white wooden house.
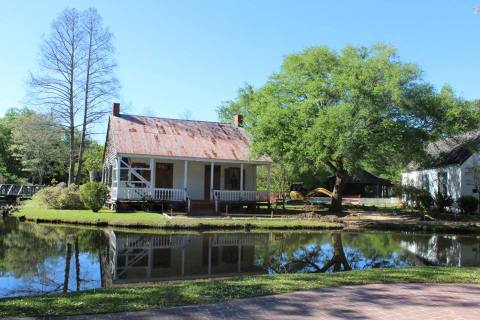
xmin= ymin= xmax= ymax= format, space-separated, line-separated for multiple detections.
xmin=401 ymin=130 xmax=480 ymax=201
xmin=102 ymin=103 xmax=272 ymax=213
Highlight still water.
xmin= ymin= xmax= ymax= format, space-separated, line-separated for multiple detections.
xmin=1 ymin=217 xmax=479 ymax=298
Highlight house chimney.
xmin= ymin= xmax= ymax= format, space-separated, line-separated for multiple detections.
xmin=233 ymin=114 xmax=243 ymax=127
xmin=112 ymin=102 xmax=120 ymax=116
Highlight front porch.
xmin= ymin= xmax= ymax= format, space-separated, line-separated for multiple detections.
xmin=103 ymin=155 xmax=271 ymax=212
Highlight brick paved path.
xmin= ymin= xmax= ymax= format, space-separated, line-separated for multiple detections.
xmin=12 ymin=284 xmax=480 ymax=320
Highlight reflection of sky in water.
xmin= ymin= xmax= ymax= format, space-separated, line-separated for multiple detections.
xmin=0 ymin=253 xmax=101 ymax=298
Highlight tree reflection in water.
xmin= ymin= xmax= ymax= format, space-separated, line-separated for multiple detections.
xmin=1 ymin=219 xmax=480 ymax=298
xmin=0 ymin=218 xmax=108 ymax=296
xmin=265 ymin=232 xmax=413 ymax=274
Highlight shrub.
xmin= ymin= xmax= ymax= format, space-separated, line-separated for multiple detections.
xmin=457 ymin=196 xmax=479 ymax=214
xmin=33 ymin=184 xmax=84 ymax=209
xmin=79 ymin=182 xmax=109 ymax=212
xmin=416 ymin=189 xmax=433 ymax=211
xmin=433 ymin=191 xmax=453 ymax=213
xmin=402 ymin=185 xmax=433 ymax=211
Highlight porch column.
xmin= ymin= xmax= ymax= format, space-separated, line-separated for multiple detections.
xmin=114 ymin=156 xmax=121 ymax=200
xmin=237 ymin=244 xmax=242 ymax=273
xmin=208 ymin=238 xmax=212 ymax=275
xmin=115 ymin=156 xmax=121 ymax=187
xmin=240 ymin=163 xmax=244 ymax=191
xmin=181 ymin=248 xmax=185 ymax=277
xmin=150 ymin=158 xmax=155 ymax=198
xmin=184 ymin=160 xmax=188 ymax=200
xmin=267 ymin=164 xmax=271 ymax=196
xmin=210 ymin=161 xmax=214 ymax=200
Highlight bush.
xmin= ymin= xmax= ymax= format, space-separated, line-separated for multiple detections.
xmin=458 ymin=196 xmax=479 ymax=214
xmin=79 ymin=182 xmax=109 ymax=212
xmin=33 ymin=184 xmax=85 ymax=209
xmin=416 ymin=189 xmax=433 ymax=211
xmin=402 ymin=185 xmax=433 ymax=211
xmin=433 ymin=191 xmax=453 ymax=213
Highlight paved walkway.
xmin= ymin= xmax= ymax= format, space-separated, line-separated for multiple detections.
xmin=12 ymin=284 xmax=480 ymax=320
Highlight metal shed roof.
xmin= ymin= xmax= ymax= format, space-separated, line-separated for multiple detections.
xmin=408 ymin=130 xmax=480 ymax=170
xmin=107 ymin=114 xmax=271 ymax=163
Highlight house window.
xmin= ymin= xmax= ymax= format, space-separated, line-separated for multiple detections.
xmin=421 ymin=174 xmax=430 ymax=192
xmin=438 ymin=172 xmax=448 ymax=195
xmin=153 ymin=249 xmax=171 ymax=268
xmin=222 ymin=246 xmax=239 ymax=264
xmin=225 ymin=167 xmax=245 ymax=190
xmin=156 ymin=163 xmax=173 ymax=188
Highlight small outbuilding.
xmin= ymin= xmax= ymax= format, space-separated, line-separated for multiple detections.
xmin=326 ymin=170 xmax=392 ymax=198
xmin=401 ymin=130 xmax=480 ymax=200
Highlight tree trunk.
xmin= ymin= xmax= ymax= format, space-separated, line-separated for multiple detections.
xmin=75 ymin=55 xmax=91 ymax=185
xmin=75 ymin=238 xmax=81 ymax=291
xmin=329 ymin=171 xmax=348 ymax=214
xmin=63 ymin=242 xmax=72 ymax=293
xmin=68 ymin=126 xmax=76 ymax=185
xmin=75 ymin=118 xmax=87 ymax=185
xmin=318 ymin=232 xmax=351 ymax=272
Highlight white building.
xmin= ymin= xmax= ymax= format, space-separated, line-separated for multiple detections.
xmin=102 ymin=103 xmax=272 ymax=213
xmin=401 ymin=131 xmax=480 ymax=201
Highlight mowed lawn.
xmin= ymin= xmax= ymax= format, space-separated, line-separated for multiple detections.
xmin=1 ymin=267 xmax=479 ymax=317
xmin=14 ymin=199 xmax=342 ymax=230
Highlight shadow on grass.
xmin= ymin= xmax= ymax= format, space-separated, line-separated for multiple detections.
xmin=2 ymin=267 xmax=480 ymax=317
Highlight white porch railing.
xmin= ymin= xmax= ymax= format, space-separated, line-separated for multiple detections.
xmin=114 ymin=187 xmax=186 ymax=201
xmin=213 ymin=190 xmax=270 ymax=202
xmin=117 ymin=235 xmax=190 ymax=250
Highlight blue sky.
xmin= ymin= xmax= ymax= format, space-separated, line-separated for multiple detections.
xmin=1 ymin=0 xmax=479 ymax=128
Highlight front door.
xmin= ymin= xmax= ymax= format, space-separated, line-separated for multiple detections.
xmin=156 ymin=163 xmax=173 ymax=188
xmin=204 ymin=165 xmax=220 ymax=200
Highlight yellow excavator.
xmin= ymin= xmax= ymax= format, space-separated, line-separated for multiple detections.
xmin=289 ymin=182 xmax=333 ymax=202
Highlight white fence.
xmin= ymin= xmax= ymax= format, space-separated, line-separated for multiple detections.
xmin=114 ymin=187 xmax=186 ymax=201
xmin=213 ymin=190 xmax=270 ymax=202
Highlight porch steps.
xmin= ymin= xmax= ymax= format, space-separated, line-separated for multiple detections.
xmin=188 ymin=200 xmax=218 ymax=216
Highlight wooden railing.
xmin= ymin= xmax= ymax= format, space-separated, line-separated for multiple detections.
xmin=114 ymin=187 xmax=186 ymax=201
xmin=213 ymin=190 xmax=270 ymax=202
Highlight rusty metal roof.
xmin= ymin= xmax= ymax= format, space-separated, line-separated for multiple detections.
xmin=108 ymin=114 xmax=272 ymax=163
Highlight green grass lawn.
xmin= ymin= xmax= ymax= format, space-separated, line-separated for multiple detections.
xmin=1 ymin=267 xmax=479 ymax=317
xmin=14 ymin=199 xmax=341 ymax=230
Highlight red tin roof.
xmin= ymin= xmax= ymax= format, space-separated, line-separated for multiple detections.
xmin=108 ymin=114 xmax=271 ymax=163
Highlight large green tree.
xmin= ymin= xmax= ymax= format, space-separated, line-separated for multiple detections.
xmin=9 ymin=111 xmax=68 ymax=184
xmin=0 ymin=109 xmax=27 ymax=182
xmin=221 ymin=44 xmax=479 ymax=213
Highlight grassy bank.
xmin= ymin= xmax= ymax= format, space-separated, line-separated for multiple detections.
xmin=14 ymin=200 xmax=341 ymax=230
xmin=1 ymin=267 xmax=479 ymax=317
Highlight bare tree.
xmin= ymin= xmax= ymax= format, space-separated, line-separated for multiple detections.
xmin=75 ymin=8 xmax=118 ymax=184
xmin=29 ymin=8 xmax=83 ymax=185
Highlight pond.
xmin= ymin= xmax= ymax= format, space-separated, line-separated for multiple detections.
xmin=1 ymin=217 xmax=480 ymax=298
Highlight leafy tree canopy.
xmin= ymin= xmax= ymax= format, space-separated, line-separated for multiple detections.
xmin=219 ymin=44 xmax=480 ymax=212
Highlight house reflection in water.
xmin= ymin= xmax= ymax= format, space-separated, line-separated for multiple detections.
xmin=400 ymin=234 xmax=480 ymax=267
xmin=101 ymin=231 xmax=269 ymax=286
